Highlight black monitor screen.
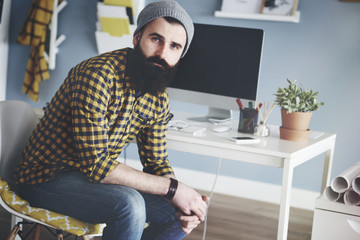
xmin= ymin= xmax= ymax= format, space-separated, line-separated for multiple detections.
xmin=170 ymin=23 xmax=264 ymax=101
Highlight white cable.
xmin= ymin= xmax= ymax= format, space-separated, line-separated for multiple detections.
xmin=123 ymin=144 xmax=127 ymax=165
xmin=202 ymin=157 xmax=222 ymax=240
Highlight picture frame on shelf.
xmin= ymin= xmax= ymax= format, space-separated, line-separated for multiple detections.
xmin=220 ymin=0 xmax=263 ymax=14
xmin=260 ymin=0 xmax=299 ymax=16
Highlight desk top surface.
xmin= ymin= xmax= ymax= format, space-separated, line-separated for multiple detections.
xmin=167 ymin=112 xmax=336 ymax=160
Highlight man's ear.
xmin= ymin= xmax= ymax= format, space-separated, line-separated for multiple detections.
xmin=133 ymin=33 xmax=141 ymax=47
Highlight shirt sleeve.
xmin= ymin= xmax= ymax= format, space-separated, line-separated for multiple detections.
xmin=70 ymin=67 xmax=119 ymax=182
xmin=136 ymin=96 xmax=174 ymax=176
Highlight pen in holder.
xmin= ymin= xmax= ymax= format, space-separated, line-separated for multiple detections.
xmin=238 ymin=108 xmax=258 ymax=133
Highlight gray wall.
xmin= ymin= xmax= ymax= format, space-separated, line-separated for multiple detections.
xmin=6 ymin=0 xmax=360 ymax=192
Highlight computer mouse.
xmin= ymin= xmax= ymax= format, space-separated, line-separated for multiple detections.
xmin=212 ymin=126 xmax=231 ymax=133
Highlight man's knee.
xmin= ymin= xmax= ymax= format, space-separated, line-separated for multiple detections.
xmin=110 ymin=187 xmax=146 ymax=224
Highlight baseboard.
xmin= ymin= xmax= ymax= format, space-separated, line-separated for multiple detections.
xmin=124 ymin=159 xmax=318 ymax=211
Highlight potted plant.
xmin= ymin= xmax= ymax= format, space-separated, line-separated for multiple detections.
xmin=274 ymin=79 xmax=324 ymax=141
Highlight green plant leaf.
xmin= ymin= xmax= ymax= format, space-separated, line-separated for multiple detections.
xmin=274 ymin=79 xmax=324 ymax=113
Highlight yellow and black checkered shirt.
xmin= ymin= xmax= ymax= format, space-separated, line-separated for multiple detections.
xmin=15 ymin=48 xmax=174 ymax=184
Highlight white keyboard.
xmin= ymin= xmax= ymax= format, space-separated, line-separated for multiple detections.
xmin=168 ymin=120 xmax=206 ymax=136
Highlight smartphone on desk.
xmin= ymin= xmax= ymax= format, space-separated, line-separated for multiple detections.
xmin=228 ymin=136 xmax=260 ymax=144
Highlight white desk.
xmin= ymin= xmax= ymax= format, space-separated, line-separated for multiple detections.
xmin=166 ymin=112 xmax=336 ymax=240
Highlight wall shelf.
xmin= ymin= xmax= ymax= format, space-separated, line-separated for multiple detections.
xmin=214 ymin=11 xmax=300 ymax=23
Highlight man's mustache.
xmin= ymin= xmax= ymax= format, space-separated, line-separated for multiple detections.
xmin=147 ymin=56 xmax=169 ymax=68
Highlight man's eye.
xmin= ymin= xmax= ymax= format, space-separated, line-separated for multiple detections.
xmin=152 ymin=37 xmax=160 ymax=42
xmin=171 ymin=43 xmax=179 ymax=49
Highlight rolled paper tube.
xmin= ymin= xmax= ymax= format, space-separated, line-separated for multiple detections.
xmin=352 ymin=175 xmax=360 ymax=194
xmin=343 ymin=189 xmax=360 ymax=206
xmin=324 ymin=186 xmax=343 ymax=202
xmin=330 ymin=162 xmax=360 ymax=193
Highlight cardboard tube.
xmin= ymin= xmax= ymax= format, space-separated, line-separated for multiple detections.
xmin=331 ymin=162 xmax=360 ymax=193
xmin=344 ymin=189 xmax=360 ymax=206
xmin=352 ymin=175 xmax=360 ymax=194
xmin=324 ymin=186 xmax=343 ymax=202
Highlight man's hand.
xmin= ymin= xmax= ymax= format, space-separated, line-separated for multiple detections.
xmin=176 ymin=195 xmax=209 ymax=234
xmin=171 ymin=182 xmax=208 ymax=221
xmin=102 ymin=164 xmax=209 ymax=232
xmin=177 ymin=213 xmax=201 ymax=234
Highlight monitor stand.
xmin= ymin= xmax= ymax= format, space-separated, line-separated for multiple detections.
xmin=187 ymin=107 xmax=232 ymax=123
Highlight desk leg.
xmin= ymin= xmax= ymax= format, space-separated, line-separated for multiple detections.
xmin=277 ymin=158 xmax=294 ymax=240
xmin=321 ymin=140 xmax=335 ymax=192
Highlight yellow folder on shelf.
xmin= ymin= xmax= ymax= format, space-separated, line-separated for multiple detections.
xmin=97 ymin=3 xmax=130 ymax=37
xmin=99 ymin=17 xmax=130 ymax=37
xmin=104 ymin=0 xmax=133 ymax=8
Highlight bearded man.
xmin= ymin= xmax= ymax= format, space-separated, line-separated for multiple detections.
xmin=14 ymin=1 xmax=208 ymax=239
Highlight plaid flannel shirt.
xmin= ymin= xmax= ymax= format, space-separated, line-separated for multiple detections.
xmin=15 ymin=48 xmax=174 ymax=184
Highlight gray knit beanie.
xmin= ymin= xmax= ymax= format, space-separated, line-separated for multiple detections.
xmin=134 ymin=1 xmax=194 ymax=57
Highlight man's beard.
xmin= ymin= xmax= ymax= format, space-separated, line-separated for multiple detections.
xmin=127 ymin=44 xmax=179 ymax=96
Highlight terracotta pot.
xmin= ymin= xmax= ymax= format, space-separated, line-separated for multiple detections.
xmin=279 ymin=126 xmax=311 ymax=142
xmin=281 ymin=109 xmax=312 ymax=131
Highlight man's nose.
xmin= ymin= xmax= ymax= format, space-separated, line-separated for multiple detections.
xmin=155 ymin=45 xmax=167 ymax=60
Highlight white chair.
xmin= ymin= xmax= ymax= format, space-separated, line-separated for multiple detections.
xmin=0 ymin=100 xmax=103 ymax=240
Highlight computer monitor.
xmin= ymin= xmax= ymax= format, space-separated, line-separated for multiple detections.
xmin=168 ymin=23 xmax=264 ymax=122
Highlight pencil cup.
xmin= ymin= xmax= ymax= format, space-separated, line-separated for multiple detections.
xmin=238 ymin=108 xmax=258 ymax=133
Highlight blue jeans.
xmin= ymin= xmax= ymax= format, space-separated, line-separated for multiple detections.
xmin=16 ymin=171 xmax=186 ymax=240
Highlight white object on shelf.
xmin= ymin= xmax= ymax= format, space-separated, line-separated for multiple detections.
xmin=214 ymin=10 xmax=300 ymax=23
xmin=312 ymin=195 xmax=360 ymax=240
xmin=331 ymin=162 xmax=360 ymax=193
xmin=97 ymin=2 xmax=128 ymax=18
xmin=95 ymin=31 xmax=133 ymax=54
xmin=94 ymin=0 xmax=144 ymax=54
xmin=95 ymin=24 xmax=136 ymax=54
xmin=312 ymin=210 xmax=360 ymax=239
xmin=220 ymin=0 xmax=263 ymax=14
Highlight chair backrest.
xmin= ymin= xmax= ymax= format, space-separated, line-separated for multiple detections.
xmin=0 ymin=100 xmax=39 ymax=186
